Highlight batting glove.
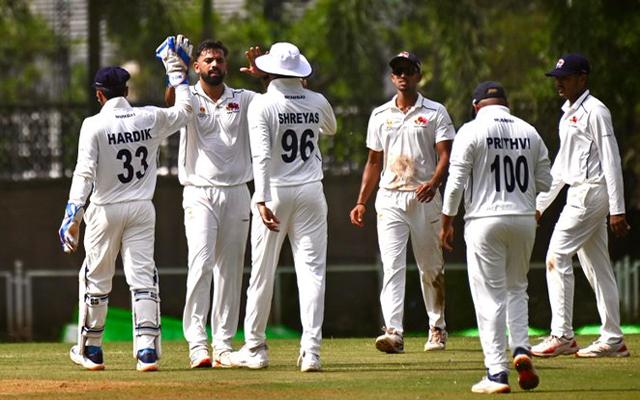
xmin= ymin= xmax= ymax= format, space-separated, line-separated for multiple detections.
xmin=58 ymin=202 xmax=84 ymax=254
xmin=155 ymin=35 xmax=193 ymax=87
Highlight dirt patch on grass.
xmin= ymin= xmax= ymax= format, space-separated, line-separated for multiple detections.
xmin=0 ymin=379 xmax=175 ymax=395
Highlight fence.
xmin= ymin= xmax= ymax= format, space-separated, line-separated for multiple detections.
xmin=3 ymin=258 xmax=639 ymax=341
xmin=0 ymin=105 xmax=366 ymax=181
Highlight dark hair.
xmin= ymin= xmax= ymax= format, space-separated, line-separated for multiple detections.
xmin=195 ymin=40 xmax=228 ymax=58
xmin=98 ymin=86 xmax=127 ymax=99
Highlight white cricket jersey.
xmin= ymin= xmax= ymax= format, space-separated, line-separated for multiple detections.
xmin=68 ymin=84 xmax=193 ymax=205
xmin=536 ymin=90 xmax=626 ymax=215
xmin=366 ymin=93 xmax=455 ymax=191
xmin=178 ymin=83 xmax=257 ymax=187
xmin=442 ymin=105 xmax=552 ymax=219
xmin=248 ymin=78 xmax=337 ymax=203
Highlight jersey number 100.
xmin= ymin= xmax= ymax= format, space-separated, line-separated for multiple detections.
xmin=490 ymin=154 xmax=529 ymax=192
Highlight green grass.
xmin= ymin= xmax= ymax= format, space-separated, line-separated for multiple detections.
xmin=0 ymin=336 xmax=638 ymax=399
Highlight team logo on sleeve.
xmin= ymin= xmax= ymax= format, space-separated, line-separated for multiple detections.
xmin=226 ymin=102 xmax=240 ymax=113
xmin=414 ymin=116 xmax=429 ymax=126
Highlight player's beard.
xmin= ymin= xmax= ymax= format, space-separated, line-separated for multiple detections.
xmin=201 ymin=69 xmax=225 ymax=86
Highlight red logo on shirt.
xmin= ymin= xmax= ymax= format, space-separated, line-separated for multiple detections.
xmin=226 ymin=102 xmax=240 ymax=112
xmin=415 ymin=116 xmax=429 ymax=126
xmin=570 ymin=116 xmax=578 ymax=123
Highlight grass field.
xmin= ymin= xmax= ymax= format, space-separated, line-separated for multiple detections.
xmin=0 ymin=335 xmax=638 ymax=399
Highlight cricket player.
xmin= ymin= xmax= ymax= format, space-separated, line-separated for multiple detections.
xmin=164 ymin=40 xmax=260 ymax=369
xmin=228 ymin=42 xmax=337 ymax=372
xmin=531 ymin=54 xmax=631 ymax=358
xmin=58 ymin=35 xmax=193 ymax=371
xmin=440 ymin=81 xmax=552 ymax=393
xmin=349 ymin=51 xmax=454 ymax=353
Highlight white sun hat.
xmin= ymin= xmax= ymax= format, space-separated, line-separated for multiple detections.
xmin=255 ymin=42 xmax=312 ymax=78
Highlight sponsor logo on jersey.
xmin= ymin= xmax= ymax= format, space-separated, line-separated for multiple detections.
xmin=285 ymin=95 xmax=306 ymax=100
xmin=414 ymin=116 xmax=429 ymax=126
xmin=570 ymin=116 xmax=578 ymax=123
xmin=226 ymin=102 xmax=240 ymax=113
xmin=107 ymin=128 xmax=152 ymax=145
xmin=278 ymin=112 xmax=319 ymax=124
xmin=115 ymin=113 xmax=135 ymax=119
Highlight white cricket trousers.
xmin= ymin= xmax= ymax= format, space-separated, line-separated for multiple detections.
xmin=465 ymin=215 xmax=536 ymax=375
xmin=546 ymin=183 xmax=623 ymax=343
xmin=375 ymin=189 xmax=445 ymax=334
xmin=243 ymin=181 xmax=327 ymax=356
xmin=182 ymin=184 xmax=250 ymax=354
xmin=79 ymin=200 xmax=159 ymax=350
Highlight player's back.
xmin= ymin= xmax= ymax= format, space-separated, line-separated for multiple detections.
xmin=454 ymin=105 xmax=550 ymax=219
xmin=248 ymin=78 xmax=336 ymax=188
xmin=79 ymin=97 xmax=184 ymax=205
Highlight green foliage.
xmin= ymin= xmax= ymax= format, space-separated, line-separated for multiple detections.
xmin=0 ymin=1 xmax=56 ymax=103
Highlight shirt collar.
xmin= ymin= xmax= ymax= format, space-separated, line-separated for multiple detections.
xmin=476 ymin=104 xmax=511 ymax=117
xmin=267 ymin=77 xmax=304 ymax=93
xmin=194 ymin=81 xmax=232 ymax=104
xmin=562 ymin=89 xmax=590 ymax=113
xmin=390 ymin=92 xmax=424 ymax=113
xmin=100 ymin=96 xmax=132 ymax=113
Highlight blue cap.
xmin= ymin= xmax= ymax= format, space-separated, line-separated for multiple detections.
xmin=546 ymin=54 xmax=590 ymax=77
xmin=389 ymin=51 xmax=421 ymax=71
xmin=93 ymin=66 xmax=130 ymax=89
xmin=472 ymin=81 xmax=507 ymax=104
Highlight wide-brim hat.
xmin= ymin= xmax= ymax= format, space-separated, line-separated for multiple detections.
xmin=255 ymin=42 xmax=312 ymax=78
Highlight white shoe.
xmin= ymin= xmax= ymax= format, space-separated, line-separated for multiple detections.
xmin=375 ymin=327 xmax=404 ymax=354
xmin=471 ymin=372 xmax=511 ymax=394
xmin=69 ymin=345 xmax=105 ymax=371
xmin=213 ymin=349 xmax=233 ymax=368
xmin=189 ymin=348 xmax=212 ymax=369
xmin=424 ymin=327 xmax=447 ymax=351
xmin=576 ymin=339 xmax=630 ymax=358
xmin=229 ymin=344 xmax=269 ymax=369
xmin=531 ymin=335 xmax=579 ymax=357
xmin=297 ymin=351 xmax=321 ymax=372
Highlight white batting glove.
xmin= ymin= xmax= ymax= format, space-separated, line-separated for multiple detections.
xmin=58 ymin=202 xmax=84 ymax=254
xmin=155 ymin=35 xmax=193 ymax=87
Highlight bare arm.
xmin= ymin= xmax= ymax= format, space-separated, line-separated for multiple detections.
xmin=164 ymin=85 xmax=175 ymax=107
xmin=349 ymin=150 xmax=383 ymax=228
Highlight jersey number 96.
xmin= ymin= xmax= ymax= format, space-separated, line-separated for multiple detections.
xmin=281 ymin=128 xmax=315 ymax=163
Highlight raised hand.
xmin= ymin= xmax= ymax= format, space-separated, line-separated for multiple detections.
xmin=240 ymin=46 xmax=267 ymax=78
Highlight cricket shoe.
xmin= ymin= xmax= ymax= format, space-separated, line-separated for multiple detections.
xmin=375 ymin=327 xmax=404 ymax=354
xmin=297 ymin=351 xmax=321 ymax=372
xmin=424 ymin=327 xmax=447 ymax=351
xmin=70 ymin=345 xmax=105 ymax=371
xmin=213 ymin=349 xmax=233 ymax=368
xmin=229 ymin=344 xmax=269 ymax=369
xmin=531 ymin=335 xmax=579 ymax=357
xmin=189 ymin=348 xmax=212 ymax=369
xmin=576 ymin=339 xmax=630 ymax=358
xmin=513 ymin=348 xmax=539 ymax=390
xmin=136 ymin=348 xmax=159 ymax=372
xmin=471 ymin=371 xmax=511 ymax=394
